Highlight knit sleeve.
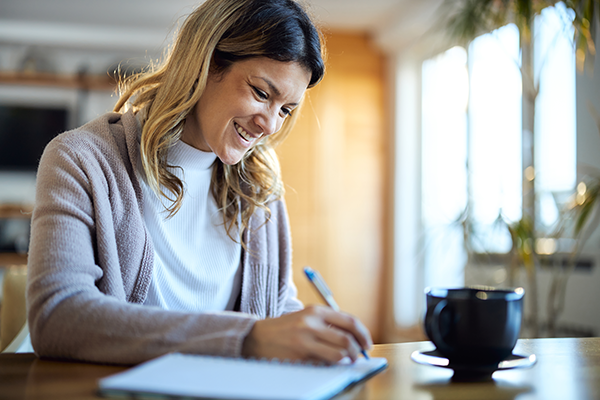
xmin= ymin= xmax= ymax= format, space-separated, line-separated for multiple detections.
xmin=271 ymin=199 xmax=304 ymax=315
xmin=240 ymin=198 xmax=303 ymax=317
xmin=27 ymin=130 xmax=257 ymax=365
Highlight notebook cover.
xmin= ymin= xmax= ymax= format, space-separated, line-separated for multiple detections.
xmin=97 ymin=353 xmax=388 ymax=400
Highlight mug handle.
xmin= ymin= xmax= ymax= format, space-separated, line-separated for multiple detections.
xmin=430 ymin=300 xmax=453 ymax=356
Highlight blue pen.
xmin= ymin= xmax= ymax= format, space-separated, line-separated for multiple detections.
xmin=303 ymin=266 xmax=370 ymax=359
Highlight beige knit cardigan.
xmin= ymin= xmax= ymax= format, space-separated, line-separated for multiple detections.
xmin=26 ymin=110 xmax=302 ymax=365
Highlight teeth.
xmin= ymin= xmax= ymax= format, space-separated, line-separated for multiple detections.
xmin=235 ymin=123 xmax=252 ymax=141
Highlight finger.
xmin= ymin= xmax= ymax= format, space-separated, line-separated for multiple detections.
xmin=295 ymin=308 xmax=360 ymax=361
xmin=304 ymin=339 xmax=350 ymax=364
xmin=313 ymin=327 xmax=361 ymax=361
xmin=321 ymin=310 xmax=373 ymax=350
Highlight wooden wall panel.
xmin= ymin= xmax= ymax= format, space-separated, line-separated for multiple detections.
xmin=276 ymin=33 xmax=387 ymax=342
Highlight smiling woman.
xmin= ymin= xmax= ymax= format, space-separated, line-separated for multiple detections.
xmin=182 ymin=58 xmax=311 ymax=166
xmin=26 ymin=0 xmax=373 ymax=366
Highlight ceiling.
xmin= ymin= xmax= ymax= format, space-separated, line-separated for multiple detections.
xmin=0 ymin=0 xmax=446 ymax=54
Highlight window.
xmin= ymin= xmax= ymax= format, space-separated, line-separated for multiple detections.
xmin=534 ymin=4 xmax=577 ymax=229
xmin=420 ymin=4 xmax=576 ymax=289
xmin=421 ymin=46 xmax=468 ymax=288
xmin=469 ymin=24 xmax=522 ymax=254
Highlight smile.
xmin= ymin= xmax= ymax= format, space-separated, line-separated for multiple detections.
xmin=234 ymin=122 xmax=260 ymax=143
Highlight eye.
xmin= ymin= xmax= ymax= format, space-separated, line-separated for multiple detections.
xmin=280 ymin=107 xmax=292 ymax=118
xmin=252 ymin=86 xmax=268 ymax=100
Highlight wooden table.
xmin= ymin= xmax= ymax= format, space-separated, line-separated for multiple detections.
xmin=1 ymin=337 xmax=599 ymax=399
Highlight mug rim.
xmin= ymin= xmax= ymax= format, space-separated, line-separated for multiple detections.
xmin=425 ymin=286 xmax=525 ymax=301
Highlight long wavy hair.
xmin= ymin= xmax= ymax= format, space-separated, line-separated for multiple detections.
xmin=114 ymin=0 xmax=325 ymax=240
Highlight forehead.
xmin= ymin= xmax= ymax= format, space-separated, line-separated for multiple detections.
xmin=229 ymin=57 xmax=312 ymax=99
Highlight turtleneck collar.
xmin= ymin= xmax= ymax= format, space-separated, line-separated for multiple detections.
xmin=169 ymin=140 xmax=217 ymax=171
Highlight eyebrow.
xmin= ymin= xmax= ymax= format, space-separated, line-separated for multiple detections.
xmin=256 ymin=77 xmax=299 ymax=107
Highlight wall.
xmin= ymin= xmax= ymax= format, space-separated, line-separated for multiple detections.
xmin=277 ymin=32 xmax=389 ymax=342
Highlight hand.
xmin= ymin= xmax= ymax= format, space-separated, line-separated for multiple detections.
xmin=241 ymin=305 xmax=373 ymax=364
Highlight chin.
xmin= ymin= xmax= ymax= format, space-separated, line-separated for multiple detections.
xmin=217 ymin=151 xmax=246 ymax=166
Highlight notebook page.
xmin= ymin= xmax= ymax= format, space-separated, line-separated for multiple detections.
xmin=98 ymin=353 xmax=388 ymax=400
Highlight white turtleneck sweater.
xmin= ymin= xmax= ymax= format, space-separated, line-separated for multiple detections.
xmin=141 ymin=140 xmax=242 ymax=312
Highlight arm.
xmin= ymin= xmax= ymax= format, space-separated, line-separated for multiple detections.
xmin=27 ymin=136 xmax=256 ymax=365
xmin=241 ymin=199 xmax=372 ymax=363
xmin=271 ymin=198 xmax=304 ymax=315
xmin=239 ymin=198 xmax=303 ymax=317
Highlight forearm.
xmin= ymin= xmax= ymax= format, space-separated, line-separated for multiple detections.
xmin=29 ymin=289 xmax=257 ymax=364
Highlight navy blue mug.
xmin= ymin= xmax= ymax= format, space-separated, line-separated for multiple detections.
xmin=424 ymin=287 xmax=524 ymax=365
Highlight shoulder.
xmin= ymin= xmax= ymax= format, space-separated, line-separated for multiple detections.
xmin=48 ymin=111 xmax=130 ymax=151
xmin=42 ymin=111 xmax=139 ymax=169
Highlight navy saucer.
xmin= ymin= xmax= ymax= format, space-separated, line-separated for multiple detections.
xmin=411 ymin=348 xmax=537 ymax=381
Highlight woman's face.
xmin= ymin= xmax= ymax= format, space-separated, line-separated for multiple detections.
xmin=182 ymin=57 xmax=311 ymax=165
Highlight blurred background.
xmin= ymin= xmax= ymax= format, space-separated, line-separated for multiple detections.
xmin=0 ymin=0 xmax=598 ymax=344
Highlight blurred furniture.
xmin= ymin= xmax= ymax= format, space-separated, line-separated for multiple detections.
xmin=0 ymin=253 xmax=28 ymax=266
xmin=0 ymin=338 xmax=599 ymax=399
xmin=0 ymin=70 xmax=116 ymax=90
xmin=0 ymin=265 xmax=28 ymax=352
xmin=0 ymin=204 xmax=31 ymax=267
xmin=0 ymin=203 xmax=33 ymax=218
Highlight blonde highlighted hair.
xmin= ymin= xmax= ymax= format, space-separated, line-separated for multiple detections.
xmin=114 ymin=0 xmax=324 ymax=240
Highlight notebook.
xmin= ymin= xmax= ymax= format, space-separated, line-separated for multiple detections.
xmin=97 ymin=353 xmax=388 ymax=400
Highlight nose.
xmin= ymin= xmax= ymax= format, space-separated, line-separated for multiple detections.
xmin=254 ymin=108 xmax=281 ymax=137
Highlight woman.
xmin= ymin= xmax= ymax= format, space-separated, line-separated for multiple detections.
xmin=27 ymin=0 xmax=372 ymax=365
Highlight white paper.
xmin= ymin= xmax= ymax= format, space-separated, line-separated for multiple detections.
xmin=98 ymin=353 xmax=388 ymax=400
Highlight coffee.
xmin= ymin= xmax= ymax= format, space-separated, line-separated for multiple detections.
xmin=424 ymin=287 xmax=524 ymax=365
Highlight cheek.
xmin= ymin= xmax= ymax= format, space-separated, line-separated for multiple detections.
xmin=275 ymin=117 xmax=288 ymax=134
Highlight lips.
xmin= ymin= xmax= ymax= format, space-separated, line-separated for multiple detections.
xmin=234 ymin=122 xmax=261 ymax=143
